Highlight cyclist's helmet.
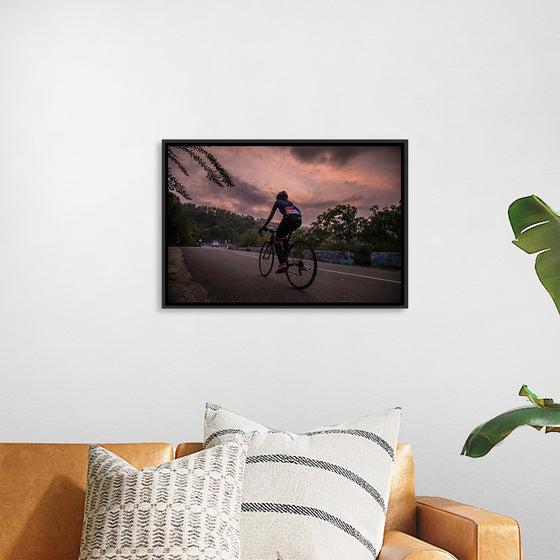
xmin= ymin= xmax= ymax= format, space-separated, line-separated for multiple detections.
xmin=276 ymin=190 xmax=288 ymax=200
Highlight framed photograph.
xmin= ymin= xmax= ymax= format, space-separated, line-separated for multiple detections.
xmin=163 ymin=140 xmax=407 ymax=308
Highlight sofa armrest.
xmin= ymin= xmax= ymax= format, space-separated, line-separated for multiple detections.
xmin=379 ymin=530 xmax=457 ymax=559
xmin=416 ymin=496 xmax=522 ymax=560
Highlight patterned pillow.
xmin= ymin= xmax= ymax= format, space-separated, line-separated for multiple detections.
xmin=204 ymin=405 xmax=401 ymax=560
xmin=79 ymin=440 xmax=248 ymax=560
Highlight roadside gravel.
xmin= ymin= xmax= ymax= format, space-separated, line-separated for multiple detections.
xmin=166 ymin=247 xmax=211 ymax=304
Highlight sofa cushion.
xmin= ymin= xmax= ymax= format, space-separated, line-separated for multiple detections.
xmin=385 ymin=443 xmax=416 ymax=536
xmin=204 ymin=404 xmax=401 ymax=560
xmin=78 ymin=441 xmax=248 ymax=560
xmin=0 ymin=443 xmax=173 ymax=560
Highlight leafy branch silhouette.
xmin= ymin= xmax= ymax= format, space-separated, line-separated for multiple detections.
xmin=167 ymin=145 xmax=234 ymax=200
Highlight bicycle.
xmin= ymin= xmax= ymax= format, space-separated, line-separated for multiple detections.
xmin=258 ymin=227 xmax=317 ymax=290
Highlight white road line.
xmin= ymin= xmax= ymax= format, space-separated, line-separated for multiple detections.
xmin=318 ymin=268 xmax=401 ymax=284
xmin=229 ymin=250 xmax=401 ymax=284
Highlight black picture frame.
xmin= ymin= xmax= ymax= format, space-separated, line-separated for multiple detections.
xmin=162 ymin=140 xmax=407 ymax=308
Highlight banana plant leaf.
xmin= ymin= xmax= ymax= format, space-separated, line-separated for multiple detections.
xmin=519 ymin=383 xmax=560 ymax=409
xmin=461 ymin=386 xmax=560 ymax=458
xmin=508 ymin=195 xmax=560 ymax=314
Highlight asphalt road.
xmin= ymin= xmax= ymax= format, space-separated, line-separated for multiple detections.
xmin=173 ymin=246 xmax=403 ymax=305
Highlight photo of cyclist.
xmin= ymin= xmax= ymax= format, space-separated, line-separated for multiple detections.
xmin=164 ymin=142 xmax=406 ymax=307
xmin=260 ymin=191 xmax=302 ymax=273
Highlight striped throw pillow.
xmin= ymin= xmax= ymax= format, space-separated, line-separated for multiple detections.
xmin=204 ymin=405 xmax=401 ymax=560
xmin=79 ymin=441 xmax=249 ymax=560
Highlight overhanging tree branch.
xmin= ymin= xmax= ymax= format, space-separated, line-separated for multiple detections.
xmin=167 ymin=145 xmax=235 ymax=201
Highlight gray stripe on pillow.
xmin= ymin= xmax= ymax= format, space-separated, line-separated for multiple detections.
xmin=203 ymin=429 xmax=247 ymax=448
xmin=304 ymin=429 xmax=395 ymax=459
xmin=241 ymin=502 xmax=377 ymax=557
xmin=205 ymin=428 xmax=394 ymax=458
xmin=247 ymin=454 xmax=386 ymax=512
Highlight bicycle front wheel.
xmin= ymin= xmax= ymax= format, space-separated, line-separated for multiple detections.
xmin=259 ymin=242 xmax=275 ymax=276
xmin=286 ymin=241 xmax=317 ymax=289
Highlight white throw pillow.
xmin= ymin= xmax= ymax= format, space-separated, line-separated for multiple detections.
xmin=79 ymin=440 xmax=249 ymax=560
xmin=204 ymin=404 xmax=401 ymax=560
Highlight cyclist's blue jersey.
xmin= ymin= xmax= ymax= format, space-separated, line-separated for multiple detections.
xmin=274 ymin=199 xmax=302 ymax=217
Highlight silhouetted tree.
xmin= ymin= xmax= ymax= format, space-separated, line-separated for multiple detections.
xmin=360 ymin=201 xmax=402 ymax=251
xmin=308 ymin=204 xmax=361 ymax=247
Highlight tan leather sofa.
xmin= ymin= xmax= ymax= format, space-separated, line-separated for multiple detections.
xmin=0 ymin=442 xmax=521 ymax=560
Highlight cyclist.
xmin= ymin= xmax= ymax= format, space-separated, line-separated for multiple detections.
xmin=260 ymin=190 xmax=302 ymax=273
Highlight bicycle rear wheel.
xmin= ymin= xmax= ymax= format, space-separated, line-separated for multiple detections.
xmin=259 ymin=242 xmax=274 ymax=276
xmin=286 ymin=241 xmax=317 ymax=289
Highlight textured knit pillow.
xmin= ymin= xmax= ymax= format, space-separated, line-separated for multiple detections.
xmin=204 ymin=405 xmax=401 ymax=560
xmin=79 ymin=440 xmax=248 ymax=560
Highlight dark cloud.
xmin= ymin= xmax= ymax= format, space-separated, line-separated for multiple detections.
xmin=289 ymin=146 xmax=380 ymax=167
xmin=304 ymin=193 xmax=366 ymax=210
xmin=231 ymin=179 xmax=271 ymax=209
xmin=193 ymin=179 xmax=274 ymax=218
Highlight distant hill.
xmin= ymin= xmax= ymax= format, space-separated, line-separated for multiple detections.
xmin=182 ymin=203 xmax=258 ymax=242
xmin=167 ymin=195 xmax=260 ymax=246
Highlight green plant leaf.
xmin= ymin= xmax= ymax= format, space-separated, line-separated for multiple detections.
xmin=508 ymin=195 xmax=560 ymax=314
xmin=519 ymin=384 xmax=560 ymax=409
xmin=462 ymin=385 xmax=560 ymax=458
xmin=461 ymin=406 xmax=560 ymax=458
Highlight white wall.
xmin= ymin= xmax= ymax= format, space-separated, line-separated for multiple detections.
xmin=1 ymin=1 xmax=559 ymax=557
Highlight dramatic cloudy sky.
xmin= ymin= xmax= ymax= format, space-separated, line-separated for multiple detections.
xmin=168 ymin=145 xmax=403 ymax=226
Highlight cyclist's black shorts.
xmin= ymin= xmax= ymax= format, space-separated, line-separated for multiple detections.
xmin=276 ymin=215 xmax=302 ymax=239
